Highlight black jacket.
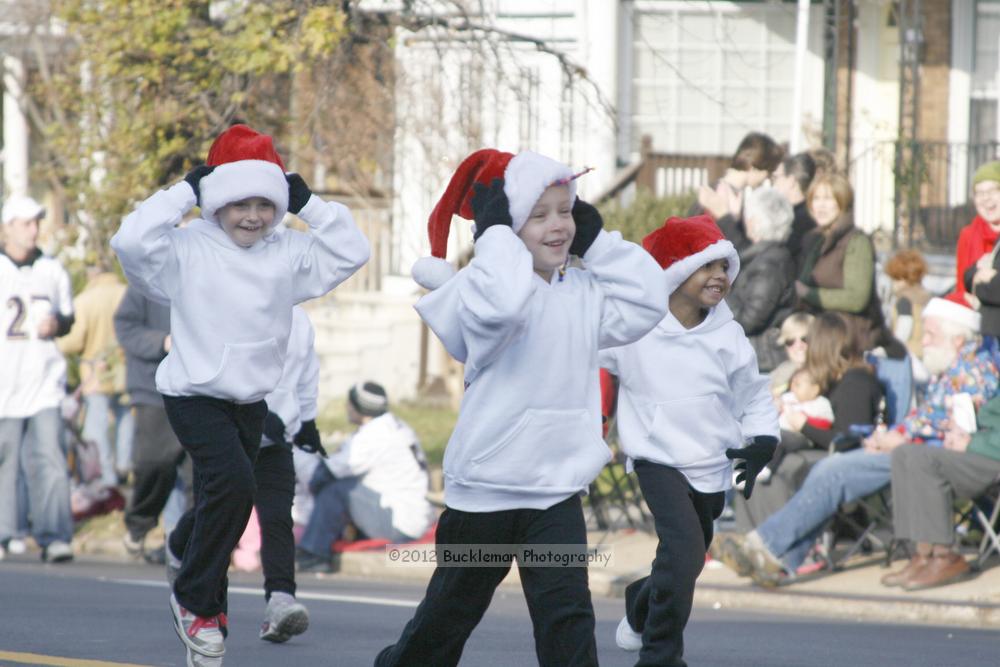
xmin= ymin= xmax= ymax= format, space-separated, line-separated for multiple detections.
xmin=727 ymin=241 xmax=796 ymax=372
xmin=113 ymin=287 xmax=170 ymax=407
xmin=968 ymin=251 xmax=1000 ymax=337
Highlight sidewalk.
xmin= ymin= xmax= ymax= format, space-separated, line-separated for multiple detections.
xmin=73 ymin=513 xmax=1000 ymax=629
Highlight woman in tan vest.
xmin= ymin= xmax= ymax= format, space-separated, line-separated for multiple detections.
xmin=794 ymin=173 xmax=905 ymax=359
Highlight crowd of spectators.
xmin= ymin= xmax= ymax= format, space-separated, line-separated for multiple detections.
xmin=698 ymin=131 xmax=1000 ymax=592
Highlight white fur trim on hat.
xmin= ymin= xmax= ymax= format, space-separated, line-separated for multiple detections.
xmin=2 ymin=195 xmax=45 ymax=225
xmin=503 ymin=151 xmax=576 ymax=234
xmin=412 ymin=256 xmax=457 ymax=291
xmin=198 ymin=159 xmax=289 ymax=224
xmin=923 ymin=297 xmax=981 ymax=334
xmin=662 ymin=239 xmax=740 ymax=294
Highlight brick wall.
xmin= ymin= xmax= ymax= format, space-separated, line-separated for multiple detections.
xmin=919 ymin=0 xmax=951 ymax=142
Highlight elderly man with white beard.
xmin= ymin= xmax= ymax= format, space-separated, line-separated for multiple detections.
xmin=719 ymin=298 xmax=999 ymax=586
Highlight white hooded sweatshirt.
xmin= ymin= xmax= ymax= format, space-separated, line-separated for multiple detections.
xmin=111 ymin=182 xmax=369 ymax=403
xmin=416 ymin=225 xmax=668 ymax=512
xmin=599 ymin=238 xmax=779 ymax=493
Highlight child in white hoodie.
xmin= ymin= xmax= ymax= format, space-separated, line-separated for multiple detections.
xmin=375 ymin=148 xmax=667 ymax=667
xmin=111 ymin=124 xmax=369 ymax=667
xmin=600 ymin=215 xmax=779 ymax=667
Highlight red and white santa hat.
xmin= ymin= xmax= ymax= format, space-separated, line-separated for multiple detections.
xmin=923 ymin=296 xmax=981 ymax=333
xmin=642 ymin=215 xmax=740 ymax=291
xmin=198 ymin=124 xmax=289 ymax=224
xmin=411 ymin=148 xmax=576 ymax=290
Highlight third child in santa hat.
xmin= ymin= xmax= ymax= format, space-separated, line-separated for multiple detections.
xmin=376 ymin=148 xmax=667 ymax=667
xmin=599 ymin=214 xmax=779 ymax=666
xmin=111 ymin=124 xmax=370 ymax=666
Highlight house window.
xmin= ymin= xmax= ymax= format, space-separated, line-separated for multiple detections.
xmin=629 ymin=1 xmax=820 ymax=157
xmin=972 ymin=0 xmax=1000 ymax=143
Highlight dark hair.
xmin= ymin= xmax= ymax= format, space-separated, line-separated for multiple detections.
xmin=731 ymin=132 xmax=784 ymax=173
xmin=348 ymin=381 xmax=389 ymax=417
xmin=781 ymin=152 xmax=817 ymax=195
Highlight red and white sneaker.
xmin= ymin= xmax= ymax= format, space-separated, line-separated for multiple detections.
xmin=170 ymin=593 xmax=226 ymax=660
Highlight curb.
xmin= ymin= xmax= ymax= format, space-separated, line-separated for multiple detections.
xmin=76 ymin=532 xmax=1000 ymax=630
xmin=690 ymin=583 xmax=1000 ymax=629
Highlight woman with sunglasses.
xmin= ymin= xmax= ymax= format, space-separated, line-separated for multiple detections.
xmin=769 ymin=313 xmax=814 ymax=398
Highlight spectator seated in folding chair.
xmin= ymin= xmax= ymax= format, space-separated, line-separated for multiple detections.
xmin=731 ymin=312 xmax=883 ymax=535
xmin=718 ymin=298 xmax=999 ymax=586
xmin=883 ymin=394 xmax=1000 ymax=590
xmin=817 ymin=348 xmax=918 ymax=570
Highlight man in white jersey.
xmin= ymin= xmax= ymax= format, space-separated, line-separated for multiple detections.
xmin=0 ymin=195 xmax=75 ymax=562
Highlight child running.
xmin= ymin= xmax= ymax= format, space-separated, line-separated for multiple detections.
xmin=375 ymin=148 xmax=668 ymax=666
xmin=600 ymin=215 xmax=779 ymax=667
xmin=111 ymin=124 xmax=369 ymax=667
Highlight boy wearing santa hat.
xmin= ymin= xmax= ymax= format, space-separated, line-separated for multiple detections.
xmin=600 ymin=215 xmax=779 ymax=666
xmin=111 ymin=124 xmax=370 ymax=666
xmin=376 ymin=148 xmax=667 ymax=666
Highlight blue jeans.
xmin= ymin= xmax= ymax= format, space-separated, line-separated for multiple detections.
xmin=756 ymin=449 xmax=891 ymax=572
xmin=83 ymin=392 xmax=134 ymax=486
xmin=300 ymin=475 xmax=407 ymax=556
xmin=0 ymin=408 xmax=73 ymax=546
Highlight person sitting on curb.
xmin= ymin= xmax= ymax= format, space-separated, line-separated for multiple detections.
xmin=883 ymin=395 xmax=1000 ymax=591
xmin=295 ymin=382 xmax=434 ymax=573
xmin=717 ymin=298 xmax=999 ymax=585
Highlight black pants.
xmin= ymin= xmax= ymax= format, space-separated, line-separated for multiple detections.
xmin=164 ymin=396 xmax=266 ymax=617
xmin=375 ymin=494 xmax=598 ymax=667
xmin=254 ymin=443 xmax=296 ymax=600
xmin=625 ymin=461 xmax=725 ymax=667
xmin=124 ymin=404 xmax=191 ymax=541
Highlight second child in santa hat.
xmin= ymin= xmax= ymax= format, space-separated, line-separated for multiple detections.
xmin=599 ymin=214 xmax=779 ymax=665
xmin=111 ymin=124 xmax=370 ymax=666
xmin=376 ymin=148 xmax=667 ymax=666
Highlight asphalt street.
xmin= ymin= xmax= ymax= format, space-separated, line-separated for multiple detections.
xmin=0 ymin=557 xmax=996 ymax=667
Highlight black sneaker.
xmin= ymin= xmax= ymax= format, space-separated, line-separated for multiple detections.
xmin=144 ymin=545 xmax=167 ymax=565
xmin=295 ymin=550 xmax=333 ymax=574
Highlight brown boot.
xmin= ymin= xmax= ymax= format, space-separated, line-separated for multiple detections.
xmin=880 ymin=554 xmax=929 ymax=587
xmin=902 ymin=552 xmax=970 ymax=591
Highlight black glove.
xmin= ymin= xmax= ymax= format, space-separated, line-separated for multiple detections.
xmin=471 ymin=178 xmax=513 ymax=241
xmin=725 ymin=435 xmax=778 ymax=500
xmin=294 ymin=419 xmax=328 ymax=457
xmin=569 ymin=198 xmax=603 ymax=258
xmin=262 ymin=411 xmax=287 ymax=447
xmin=184 ymin=165 xmax=215 ymax=206
xmin=308 ymin=462 xmax=335 ymax=495
xmin=286 ymin=173 xmax=312 ymax=214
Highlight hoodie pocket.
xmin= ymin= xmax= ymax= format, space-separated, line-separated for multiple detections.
xmin=468 ymin=408 xmax=611 ymax=491
xmin=647 ymin=395 xmax=741 ymax=468
xmin=192 ymin=338 xmax=283 ymax=400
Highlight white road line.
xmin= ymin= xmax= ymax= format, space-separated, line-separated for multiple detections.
xmin=103 ymin=578 xmax=420 ymax=608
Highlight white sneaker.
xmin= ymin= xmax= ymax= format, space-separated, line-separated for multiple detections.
xmin=259 ymin=591 xmax=310 ymax=643
xmin=8 ymin=538 xmax=27 ymax=555
xmin=186 ymin=651 xmax=222 ymax=667
xmin=43 ymin=540 xmax=73 ymax=563
xmin=123 ymin=532 xmax=144 ymax=557
xmin=169 ymin=593 xmax=225 ymax=658
xmin=615 ymin=616 xmax=642 ymax=652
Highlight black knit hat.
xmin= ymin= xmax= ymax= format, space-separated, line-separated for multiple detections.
xmin=348 ymin=381 xmax=388 ymax=417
